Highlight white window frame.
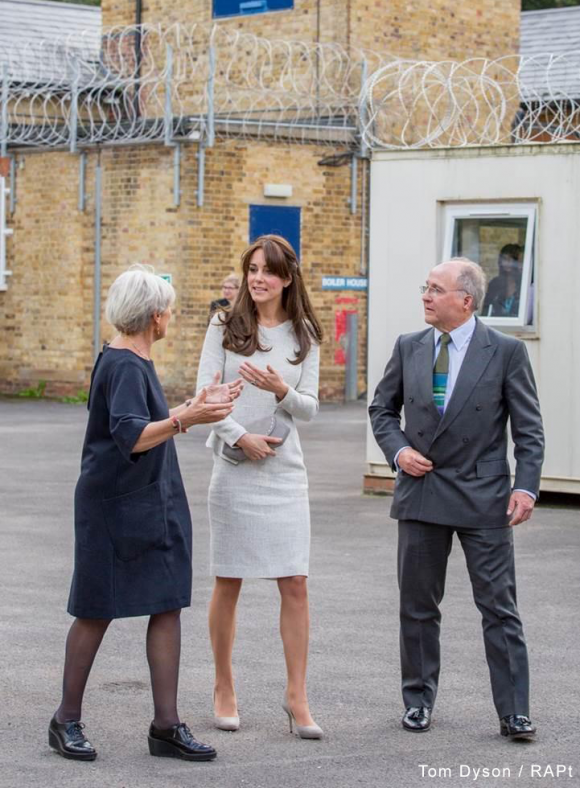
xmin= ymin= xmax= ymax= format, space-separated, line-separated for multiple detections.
xmin=0 ymin=176 xmax=14 ymax=291
xmin=442 ymin=202 xmax=537 ymax=329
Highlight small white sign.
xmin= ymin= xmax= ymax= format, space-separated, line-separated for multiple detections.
xmin=321 ymin=275 xmax=367 ymax=291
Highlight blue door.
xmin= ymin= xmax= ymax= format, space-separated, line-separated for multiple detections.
xmin=249 ymin=205 xmax=301 ymax=259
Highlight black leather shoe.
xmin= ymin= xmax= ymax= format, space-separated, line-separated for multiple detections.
xmin=148 ymin=722 xmax=217 ymax=761
xmin=500 ymin=715 xmax=536 ymax=740
xmin=402 ymin=706 xmax=432 ymax=732
xmin=48 ymin=716 xmax=97 ymax=761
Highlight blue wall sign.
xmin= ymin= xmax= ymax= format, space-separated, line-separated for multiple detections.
xmin=321 ymin=276 xmax=368 ymax=291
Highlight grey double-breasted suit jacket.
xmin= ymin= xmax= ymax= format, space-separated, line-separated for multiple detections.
xmin=369 ymin=318 xmax=544 ymax=528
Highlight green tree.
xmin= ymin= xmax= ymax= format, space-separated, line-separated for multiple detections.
xmin=523 ymin=0 xmax=580 ymax=9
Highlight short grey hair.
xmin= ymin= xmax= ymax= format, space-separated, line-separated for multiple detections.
xmin=437 ymin=257 xmax=487 ymax=312
xmin=222 ymin=273 xmax=240 ymax=288
xmin=105 ymin=264 xmax=176 ymax=335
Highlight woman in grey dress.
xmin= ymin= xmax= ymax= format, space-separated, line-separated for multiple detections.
xmin=197 ymin=235 xmax=324 ymax=739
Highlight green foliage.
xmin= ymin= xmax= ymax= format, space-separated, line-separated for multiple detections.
xmin=523 ymin=0 xmax=580 ymax=10
xmin=61 ymin=390 xmax=90 ymax=405
xmin=14 ymin=381 xmax=89 ymax=403
xmin=17 ymin=380 xmax=47 ymax=398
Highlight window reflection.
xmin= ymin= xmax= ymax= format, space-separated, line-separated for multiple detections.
xmin=450 ymin=215 xmax=534 ymax=325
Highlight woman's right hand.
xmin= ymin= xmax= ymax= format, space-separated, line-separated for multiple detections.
xmin=181 ymin=389 xmax=234 ymax=427
xmin=236 ymin=433 xmax=282 ymax=461
xmin=206 ymin=371 xmax=244 ymax=403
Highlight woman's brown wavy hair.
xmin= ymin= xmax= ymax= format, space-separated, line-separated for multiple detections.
xmin=219 ymin=234 xmax=323 ymax=365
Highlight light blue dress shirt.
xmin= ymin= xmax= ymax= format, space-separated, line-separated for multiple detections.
xmin=433 ymin=315 xmax=476 ymax=411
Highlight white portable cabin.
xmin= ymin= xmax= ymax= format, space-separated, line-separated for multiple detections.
xmin=366 ymin=144 xmax=580 ymax=495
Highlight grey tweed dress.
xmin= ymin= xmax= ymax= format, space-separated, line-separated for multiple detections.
xmin=197 ymin=317 xmax=319 ymax=578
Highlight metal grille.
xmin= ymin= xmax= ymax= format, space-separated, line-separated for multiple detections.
xmin=1 ymin=23 xmax=388 ymax=151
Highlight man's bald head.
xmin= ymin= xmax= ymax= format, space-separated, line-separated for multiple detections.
xmin=422 ymin=258 xmax=487 ymax=332
xmin=433 ymin=258 xmax=487 ymax=312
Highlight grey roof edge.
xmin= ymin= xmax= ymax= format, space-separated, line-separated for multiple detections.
xmin=522 ymin=6 xmax=580 ymax=17
xmin=2 ymin=0 xmax=100 ymax=11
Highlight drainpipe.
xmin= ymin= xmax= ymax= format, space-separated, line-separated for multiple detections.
xmin=93 ymin=155 xmax=102 ymax=361
xmin=134 ymin=0 xmax=143 ymax=119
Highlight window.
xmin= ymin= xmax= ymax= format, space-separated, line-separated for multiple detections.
xmin=249 ymin=205 xmax=301 ymax=258
xmin=213 ymin=0 xmax=293 ymax=18
xmin=442 ymin=203 xmax=537 ymax=328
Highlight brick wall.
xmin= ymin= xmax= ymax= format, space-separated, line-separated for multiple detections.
xmin=350 ymin=0 xmax=520 ymax=61
xmin=0 ymin=141 xmax=365 ymax=401
xmin=0 ymin=0 xmax=520 ymax=400
xmin=0 ymin=154 xmax=95 ymax=394
xmin=102 ymin=1 xmax=348 ymax=47
xmin=102 ymin=0 xmax=519 ymax=61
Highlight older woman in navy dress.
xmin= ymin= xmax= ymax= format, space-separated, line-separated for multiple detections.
xmin=49 ymin=265 xmax=241 ymax=764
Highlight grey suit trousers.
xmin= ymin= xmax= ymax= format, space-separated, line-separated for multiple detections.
xmin=398 ymin=520 xmax=530 ymax=719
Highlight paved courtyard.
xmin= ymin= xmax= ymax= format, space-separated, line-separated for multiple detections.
xmin=0 ymin=397 xmax=578 ymax=788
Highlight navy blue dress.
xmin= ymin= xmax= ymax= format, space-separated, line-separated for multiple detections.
xmin=67 ymin=347 xmax=192 ymax=619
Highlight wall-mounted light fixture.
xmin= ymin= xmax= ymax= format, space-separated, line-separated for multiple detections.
xmin=263 ymin=183 xmax=293 ymax=198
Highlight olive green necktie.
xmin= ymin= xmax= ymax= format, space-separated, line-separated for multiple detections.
xmin=433 ymin=333 xmax=452 ymax=414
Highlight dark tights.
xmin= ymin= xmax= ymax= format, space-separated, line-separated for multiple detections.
xmin=146 ymin=609 xmax=181 ymax=729
xmin=55 ymin=610 xmax=182 ymax=729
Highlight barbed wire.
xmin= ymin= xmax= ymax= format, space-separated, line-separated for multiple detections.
xmin=360 ymin=54 xmax=580 ymax=149
xmin=3 ymin=24 xmax=580 ymax=152
xmin=1 ymin=23 xmax=389 ymax=150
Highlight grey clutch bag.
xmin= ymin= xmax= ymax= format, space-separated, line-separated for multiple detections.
xmin=221 ymin=414 xmax=290 ymax=463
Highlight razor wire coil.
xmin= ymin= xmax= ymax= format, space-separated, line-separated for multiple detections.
xmin=2 ymin=23 xmax=580 ymax=152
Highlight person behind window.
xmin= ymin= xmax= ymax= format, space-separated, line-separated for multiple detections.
xmin=482 ymin=243 xmax=523 ymax=318
xmin=49 ymin=265 xmax=242 ymax=764
xmin=209 ymin=274 xmax=240 ymax=321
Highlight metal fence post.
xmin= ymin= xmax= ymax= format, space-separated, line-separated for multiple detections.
xmin=1 ymin=62 xmax=8 ymax=159
xmin=173 ymin=143 xmax=181 ymax=207
xmin=197 ymin=143 xmax=205 ymax=207
xmin=345 ymin=312 xmax=358 ymax=401
xmin=69 ymin=61 xmax=79 ymax=154
xmin=78 ymin=152 xmax=87 ymax=212
xmin=207 ymin=45 xmax=215 ymax=148
xmin=164 ymin=44 xmax=173 ymax=147
xmin=350 ymin=154 xmax=358 ymax=215
xmin=9 ymin=154 xmax=16 ymax=214
xmin=359 ymin=58 xmax=369 ymax=160
xmin=93 ymin=160 xmax=102 ymax=361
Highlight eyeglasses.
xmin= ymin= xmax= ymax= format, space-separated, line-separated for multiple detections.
xmin=222 ymin=285 xmax=239 ymax=291
xmin=419 ymin=285 xmax=468 ymax=297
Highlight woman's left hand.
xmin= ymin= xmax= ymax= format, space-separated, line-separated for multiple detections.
xmin=238 ymin=362 xmax=289 ymax=400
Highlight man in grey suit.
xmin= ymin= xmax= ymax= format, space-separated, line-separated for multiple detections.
xmin=369 ymin=258 xmax=544 ymax=740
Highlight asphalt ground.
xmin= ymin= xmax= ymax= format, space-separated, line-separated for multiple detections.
xmin=0 ymin=397 xmax=578 ymax=788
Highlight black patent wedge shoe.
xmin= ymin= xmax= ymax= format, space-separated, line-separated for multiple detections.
xmin=48 ymin=716 xmax=97 ymax=761
xmin=148 ymin=722 xmax=217 ymax=761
